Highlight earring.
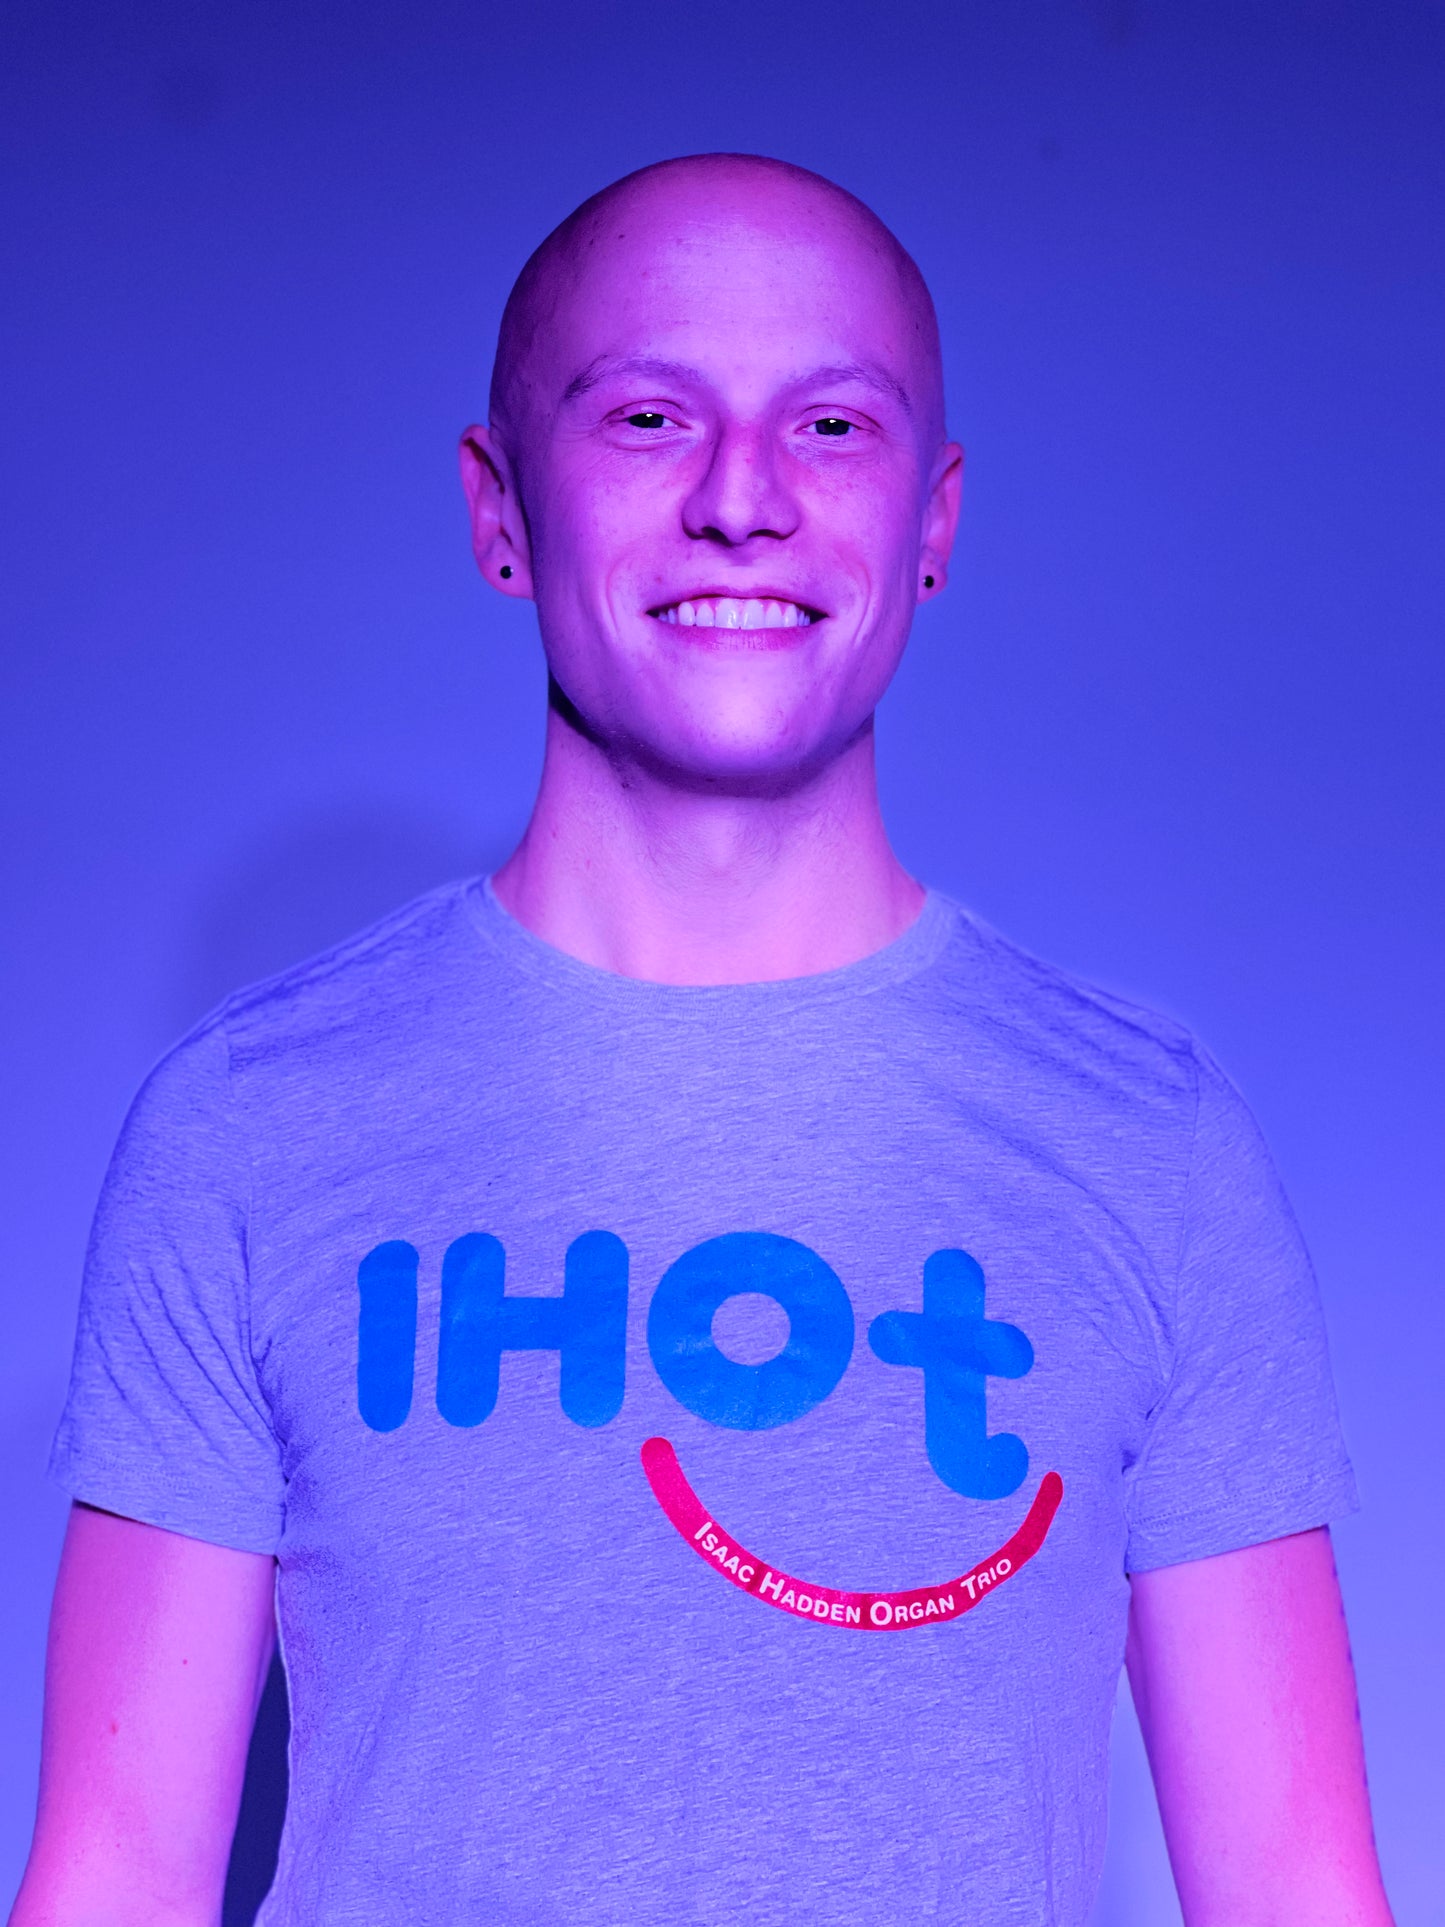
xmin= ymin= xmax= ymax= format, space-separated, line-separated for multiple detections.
xmin=923 ymin=574 xmax=935 ymax=589
xmin=500 ymin=565 xmax=513 ymax=579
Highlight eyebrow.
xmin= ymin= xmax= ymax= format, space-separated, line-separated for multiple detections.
xmin=804 ymin=361 xmax=914 ymax=415
xmin=563 ymin=356 xmax=699 ymax=402
xmin=561 ymin=354 xmax=913 ymax=415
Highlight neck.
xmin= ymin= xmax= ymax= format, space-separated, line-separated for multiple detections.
xmin=492 ymin=708 xmax=925 ymax=985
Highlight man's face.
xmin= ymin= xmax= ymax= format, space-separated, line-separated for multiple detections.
xmin=476 ymin=179 xmax=960 ymax=790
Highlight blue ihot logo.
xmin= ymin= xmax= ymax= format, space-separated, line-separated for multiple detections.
xmin=357 ymin=1230 xmax=1034 ymax=1501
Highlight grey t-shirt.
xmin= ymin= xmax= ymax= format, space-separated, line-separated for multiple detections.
xmin=51 ymin=881 xmax=1357 ymax=1926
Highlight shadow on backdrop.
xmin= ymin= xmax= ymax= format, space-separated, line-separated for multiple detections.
xmin=222 ymin=1654 xmax=290 ymax=1927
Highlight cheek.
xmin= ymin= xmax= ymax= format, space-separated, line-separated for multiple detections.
xmin=556 ymin=451 xmax=692 ymax=550
xmin=797 ymin=459 xmax=924 ymax=565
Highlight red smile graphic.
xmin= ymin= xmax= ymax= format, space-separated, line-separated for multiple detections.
xmin=642 ymin=1437 xmax=1063 ymax=1630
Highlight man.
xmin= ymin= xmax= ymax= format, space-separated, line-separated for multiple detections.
xmin=14 ymin=155 xmax=1392 ymax=1926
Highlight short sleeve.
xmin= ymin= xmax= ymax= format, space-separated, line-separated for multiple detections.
xmin=1123 ymin=1048 xmax=1358 ymax=1571
xmin=49 ymin=1019 xmax=285 ymax=1553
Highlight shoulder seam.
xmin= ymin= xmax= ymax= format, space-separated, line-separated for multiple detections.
xmin=217 ymin=1015 xmax=275 ymax=1433
xmin=1146 ymin=1042 xmax=1205 ymax=1428
xmin=1120 ymin=1039 xmax=1205 ymax=1505
xmin=939 ymin=896 xmax=1197 ymax=1058
xmin=1170 ymin=1040 xmax=1206 ymax=1345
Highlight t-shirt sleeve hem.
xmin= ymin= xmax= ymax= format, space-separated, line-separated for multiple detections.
xmin=1124 ymin=1467 xmax=1359 ymax=1573
xmin=49 ymin=1451 xmax=284 ymax=1557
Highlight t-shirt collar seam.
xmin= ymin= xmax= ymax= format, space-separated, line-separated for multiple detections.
xmin=459 ymin=876 xmax=958 ymax=1008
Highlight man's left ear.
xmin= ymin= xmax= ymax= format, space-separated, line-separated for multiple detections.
xmin=918 ymin=441 xmax=964 ymax=601
xmin=459 ymin=424 xmax=534 ymax=598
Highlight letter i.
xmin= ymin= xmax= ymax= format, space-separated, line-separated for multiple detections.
xmin=357 ymin=1240 xmax=418 ymax=1431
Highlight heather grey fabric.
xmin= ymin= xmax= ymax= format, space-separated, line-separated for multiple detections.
xmin=52 ymin=880 xmax=1356 ymax=1926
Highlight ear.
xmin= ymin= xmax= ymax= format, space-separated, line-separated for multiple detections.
xmin=459 ymin=424 xmax=533 ymax=598
xmin=917 ymin=441 xmax=964 ymax=603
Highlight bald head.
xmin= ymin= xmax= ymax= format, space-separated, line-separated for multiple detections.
xmin=489 ymin=154 xmax=945 ymax=455
xmin=461 ymin=152 xmax=964 ymax=796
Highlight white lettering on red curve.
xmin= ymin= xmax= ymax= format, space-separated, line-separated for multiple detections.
xmin=640 ymin=1437 xmax=1063 ymax=1632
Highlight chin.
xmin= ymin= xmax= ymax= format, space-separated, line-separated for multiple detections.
xmin=628 ymin=715 xmax=851 ymax=797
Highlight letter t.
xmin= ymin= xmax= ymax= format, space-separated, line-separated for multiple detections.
xmin=868 ymin=1249 xmax=1033 ymax=1499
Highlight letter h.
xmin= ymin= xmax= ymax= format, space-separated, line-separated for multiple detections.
xmin=436 ymin=1230 xmax=628 ymax=1428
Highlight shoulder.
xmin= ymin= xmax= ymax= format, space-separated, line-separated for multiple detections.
xmin=922 ymin=892 xmax=1206 ymax=1117
xmin=215 ymin=876 xmax=480 ymax=1043
xmin=131 ymin=879 xmax=484 ymax=1131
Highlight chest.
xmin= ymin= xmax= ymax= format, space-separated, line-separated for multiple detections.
xmin=246 ymin=1070 xmax=1176 ymax=1619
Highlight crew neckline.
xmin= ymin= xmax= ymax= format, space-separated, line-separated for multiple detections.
xmin=462 ymin=874 xmax=956 ymax=1007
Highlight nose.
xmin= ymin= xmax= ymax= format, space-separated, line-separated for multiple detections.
xmin=681 ymin=423 xmax=801 ymax=547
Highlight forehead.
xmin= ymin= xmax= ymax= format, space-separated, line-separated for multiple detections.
xmin=536 ymin=186 xmax=928 ymax=409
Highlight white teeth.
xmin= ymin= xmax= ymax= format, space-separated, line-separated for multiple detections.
xmin=654 ymin=595 xmax=813 ymax=628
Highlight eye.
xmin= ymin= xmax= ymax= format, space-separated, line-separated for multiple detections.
xmin=625 ymin=411 xmax=670 ymax=429
xmin=810 ymin=417 xmax=854 ymax=437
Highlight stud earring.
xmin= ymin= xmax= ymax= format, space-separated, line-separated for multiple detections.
xmin=923 ymin=574 xmax=935 ymax=589
xmin=500 ymin=565 xmax=513 ymax=579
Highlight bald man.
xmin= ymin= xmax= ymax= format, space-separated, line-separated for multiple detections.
xmin=16 ymin=157 xmax=1392 ymax=1927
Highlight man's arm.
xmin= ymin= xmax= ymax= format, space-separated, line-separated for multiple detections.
xmin=10 ymin=1502 xmax=277 ymax=1927
xmin=1127 ymin=1526 xmax=1393 ymax=1926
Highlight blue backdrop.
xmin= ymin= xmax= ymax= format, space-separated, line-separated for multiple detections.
xmin=3 ymin=2 xmax=1441 ymax=1919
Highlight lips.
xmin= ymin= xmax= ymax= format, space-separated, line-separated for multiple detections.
xmin=649 ymin=595 xmax=822 ymax=630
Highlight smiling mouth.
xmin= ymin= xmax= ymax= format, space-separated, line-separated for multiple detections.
xmin=642 ymin=1437 xmax=1064 ymax=1631
xmin=649 ymin=595 xmax=823 ymax=630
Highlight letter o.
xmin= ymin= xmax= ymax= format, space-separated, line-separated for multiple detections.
xmin=647 ymin=1232 xmax=854 ymax=1429
xmin=996 ymin=1557 xmax=1012 ymax=1575
xmin=869 ymin=1599 xmax=893 ymax=1627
